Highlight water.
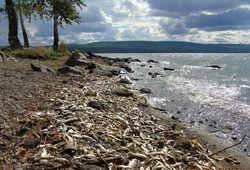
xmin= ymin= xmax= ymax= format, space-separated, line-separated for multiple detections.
xmin=99 ymin=53 xmax=250 ymax=154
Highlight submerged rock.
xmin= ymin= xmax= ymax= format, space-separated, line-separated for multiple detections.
xmin=206 ymin=65 xmax=222 ymax=69
xmin=139 ymin=88 xmax=152 ymax=94
xmin=147 ymin=59 xmax=159 ymax=63
xmin=163 ymin=67 xmax=175 ymax=71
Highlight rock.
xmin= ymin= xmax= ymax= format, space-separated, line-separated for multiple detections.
xmin=30 ymin=63 xmax=54 ymax=73
xmin=118 ymin=78 xmax=132 ymax=84
xmin=114 ymin=62 xmax=133 ymax=73
xmin=65 ymin=52 xmax=88 ymax=67
xmin=114 ymin=89 xmax=134 ymax=97
xmin=163 ymin=67 xmax=175 ymax=71
xmin=58 ymin=66 xmax=84 ymax=74
xmin=21 ymin=138 xmax=40 ymax=149
xmin=91 ymin=65 xmax=121 ymax=77
xmin=206 ymin=65 xmax=222 ymax=69
xmin=88 ymin=101 xmax=105 ymax=110
xmin=0 ymin=51 xmax=6 ymax=62
xmin=139 ymin=88 xmax=152 ymax=94
xmin=148 ymin=72 xmax=161 ymax=78
xmin=147 ymin=59 xmax=159 ymax=63
xmin=141 ymin=64 xmax=146 ymax=67
xmin=76 ymin=60 xmax=96 ymax=69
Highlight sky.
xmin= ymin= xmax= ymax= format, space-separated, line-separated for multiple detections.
xmin=1 ymin=0 xmax=250 ymax=46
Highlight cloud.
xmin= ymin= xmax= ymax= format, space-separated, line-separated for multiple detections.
xmin=185 ymin=8 xmax=250 ymax=31
xmin=146 ymin=0 xmax=250 ymax=17
xmin=1 ymin=0 xmax=250 ymax=46
xmin=159 ymin=18 xmax=190 ymax=35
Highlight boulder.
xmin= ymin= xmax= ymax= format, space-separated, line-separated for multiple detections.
xmin=139 ymin=88 xmax=152 ymax=94
xmin=114 ymin=62 xmax=133 ymax=73
xmin=58 ymin=66 xmax=84 ymax=74
xmin=30 ymin=63 xmax=54 ymax=73
xmin=65 ymin=52 xmax=87 ymax=67
xmin=76 ymin=60 xmax=96 ymax=69
xmin=91 ymin=64 xmax=121 ymax=77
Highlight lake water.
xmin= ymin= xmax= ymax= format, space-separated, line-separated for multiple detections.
xmin=99 ymin=53 xmax=250 ymax=155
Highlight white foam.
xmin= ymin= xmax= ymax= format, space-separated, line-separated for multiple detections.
xmin=148 ymin=97 xmax=167 ymax=107
xmin=167 ymin=75 xmax=250 ymax=117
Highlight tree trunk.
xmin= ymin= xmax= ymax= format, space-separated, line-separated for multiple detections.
xmin=53 ymin=10 xmax=59 ymax=52
xmin=5 ymin=0 xmax=23 ymax=50
xmin=18 ymin=0 xmax=29 ymax=48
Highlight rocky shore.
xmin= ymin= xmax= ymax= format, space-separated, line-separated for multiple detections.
xmin=0 ymin=52 xmax=249 ymax=169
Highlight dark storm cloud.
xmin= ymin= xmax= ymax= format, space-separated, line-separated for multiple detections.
xmin=146 ymin=0 xmax=250 ymax=17
xmin=185 ymin=8 xmax=250 ymax=31
xmin=159 ymin=18 xmax=190 ymax=35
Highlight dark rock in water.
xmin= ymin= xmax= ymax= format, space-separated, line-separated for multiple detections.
xmin=147 ymin=59 xmax=159 ymax=63
xmin=141 ymin=64 xmax=146 ymax=67
xmin=198 ymin=121 xmax=203 ymax=124
xmin=148 ymin=72 xmax=161 ymax=78
xmin=149 ymin=65 xmax=153 ymax=68
xmin=114 ymin=62 xmax=133 ymax=73
xmin=114 ymin=89 xmax=134 ymax=97
xmin=30 ymin=63 xmax=54 ymax=73
xmin=118 ymin=78 xmax=132 ymax=84
xmin=58 ymin=66 xmax=84 ymax=74
xmin=231 ymin=135 xmax=237 ymax=141
xmin=130 ymin=77 xmax=142 ymax=81
xmin=88 ymin=101 xmax=105 ymax=110
xmin=206 ymin=65 xmax=222 ymax=69
xmin=139 ymin=88 xmax=152 ymax=94
xmin=163 ymin=67 xmax=175 ymax=71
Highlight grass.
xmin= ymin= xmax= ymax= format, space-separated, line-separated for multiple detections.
xmin=6 ymin=42 xmax=71 ymax=60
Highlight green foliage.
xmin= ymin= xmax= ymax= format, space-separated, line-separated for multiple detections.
xmin=12 ymin=49 xmax=38 ymax=59
xmin=74 ymin=49 xmax=79 ymax=53
xmin=35 ymin=0 xmax=86 ymax=27
xmin=58 ymin=41 xmax=71 ymax=56
xmin=10 ymin=47 xmax=62 ymax=59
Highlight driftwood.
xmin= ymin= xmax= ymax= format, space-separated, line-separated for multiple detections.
xmin=210 ymin=134 xmax=246 ymax=156
xmin=0 ymin=51 xmax=6 ymax=62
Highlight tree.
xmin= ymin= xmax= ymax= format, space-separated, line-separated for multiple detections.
xmin=16 ymin=0 xmax=29 ymax=48
xmin=5 ymin=0 xmax=23 ymax=49
xmin=36 ymin=0 xmax=86 ymax=52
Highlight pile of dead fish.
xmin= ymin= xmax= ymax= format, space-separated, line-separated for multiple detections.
xmin=15 ymin=74 xmax=234 ymax=169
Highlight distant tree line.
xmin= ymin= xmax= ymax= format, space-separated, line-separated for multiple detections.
xmin=1 ymin=0 xmax=86 ymax=51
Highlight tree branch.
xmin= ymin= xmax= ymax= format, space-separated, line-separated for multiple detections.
xmin=210 ymin=134 xmax=246 ymax=156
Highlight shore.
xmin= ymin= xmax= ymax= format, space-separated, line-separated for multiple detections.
xmin=0 ymin=53 xmax=249 ymax=169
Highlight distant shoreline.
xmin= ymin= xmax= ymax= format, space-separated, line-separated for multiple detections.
xmin=66 ymin=41 xmax=250 ymax=53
